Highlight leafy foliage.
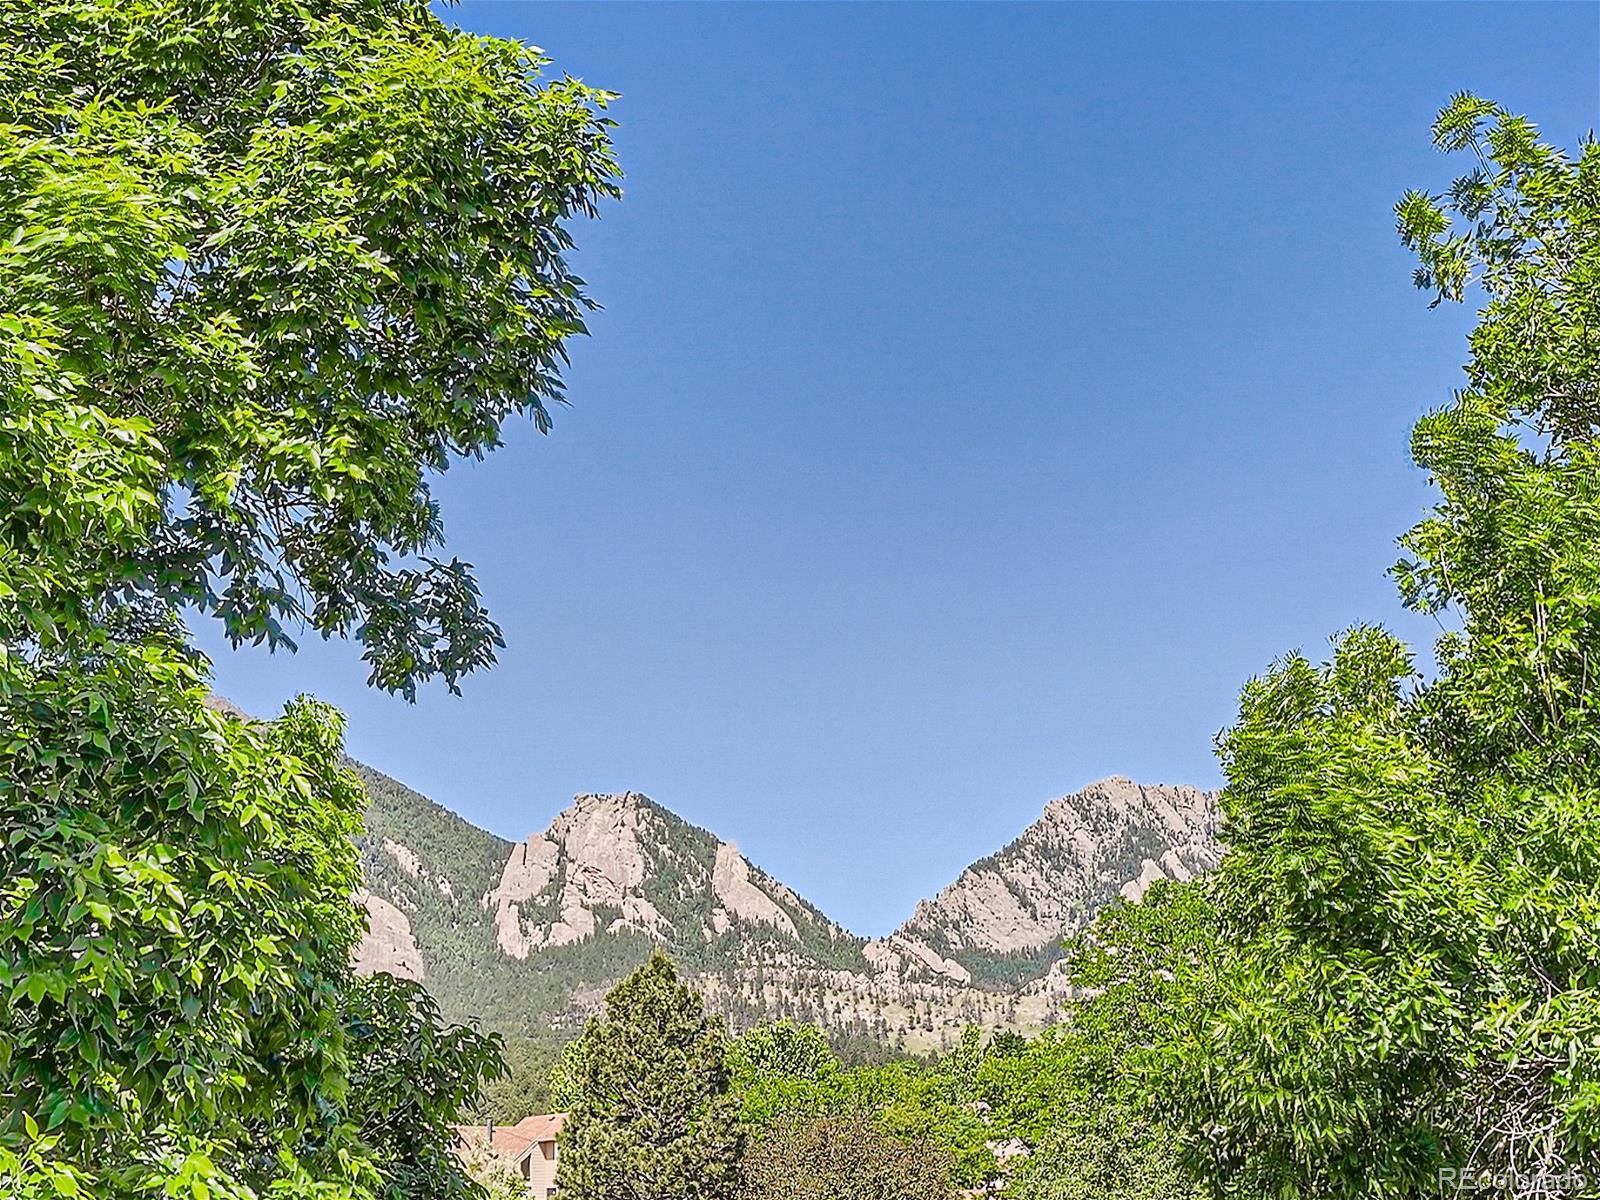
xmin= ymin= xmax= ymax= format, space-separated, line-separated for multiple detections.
xmin=1151 ymin=96 xmax=1600 ymax=1197
xmin=0 ymin=652 xmax=512 ymax=1200
xmin=0 ymin=0 xmax=619 ymax=697
xmin=730 ymin=1021 xmax=840 ymax=1087
xmin=342 ymin=973 xmax=509 ymax=1200
xmin=0 ymin=1 xmax=617 ymax=1197
xmin=739 ymin=1112 xmax=955 ymax=1200
xmin=986 ymin=883 xmax=1209 ymax=1200
xmin=0 ymin=655 xmax=371 ymax=1196
xmin=732 ymin=1023 xmax=997 ymax=1189
xmin=547 ymin=1028 xmax=593 ymax=1112
xmin=727 ymin=931 xmax=1204 ymax=1200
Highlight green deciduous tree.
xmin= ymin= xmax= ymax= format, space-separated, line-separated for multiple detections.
xmin=1 ymin=0 xmax=619 ymax=696
xmin=0 ymin=1 xmax=616 ymax=1197
xmin=730 ymin=1020 xmax=840 ymax=1086
xmin=557 ymin=953 xmax=744 ymax=1200
xmin=343 ymin=973 xmax=510 ymax=1200
xmin=547 ymin=1026 xmax=595 ymax=1113
xmin=1 ymin=657 xmax=372 ymax=1197
xmin=0 ymin=648 xmax=513 ymax=1200
xmin=730 ymin=1023 xmax=1014 ymax=1191
xmin=985 ymin=882 xmax=1210 ymax=1200
xmin=728 ymin=1020 xmax=842 ymax=1128
xmin=1155 ymin=96 xmax=1600 ymax=1197
xmin=1004 ymin=1116 xmax=1195 ymax=1200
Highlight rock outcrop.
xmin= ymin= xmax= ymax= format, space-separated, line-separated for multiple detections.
xmin=711 ymin=843 xmax=799 ymax=938
xmin=358 ymin=773 xmax=1220 ymax=1051
xmin=874 ymin=777 xmax=1220 ymax=984
xmin=484 ymin=792 xmax=848 ymax=961
xmin=353 ymin=889 xmax=425 ymax=981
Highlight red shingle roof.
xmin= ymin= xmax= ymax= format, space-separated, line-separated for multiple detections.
xmin=454 ymin=1113 xmax=567 ymax=1165
xmin=512 ymin=1113 xmax=566 ymax=1144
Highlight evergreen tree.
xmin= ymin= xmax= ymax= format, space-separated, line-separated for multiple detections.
xmin=558 ymin=954 xmax=743 ymax=1200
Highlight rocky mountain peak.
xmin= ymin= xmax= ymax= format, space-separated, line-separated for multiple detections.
xmin=483 ymin=791 xmax=847 ymax=962
xmin=869 ymin=777 xmax=1220 ymax=986
xmin=355 ymin=766 xmax=1221 ymax=1052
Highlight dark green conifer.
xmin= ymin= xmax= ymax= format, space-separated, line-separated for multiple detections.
xmin=557 ymin=952 xmax=742 ymax=1199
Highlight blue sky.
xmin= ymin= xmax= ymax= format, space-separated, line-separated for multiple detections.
xmin=198 ymin=2 xmax=1600 ymax=936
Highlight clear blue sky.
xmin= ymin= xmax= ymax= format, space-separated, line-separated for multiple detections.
xmin=198 ymin=2 xmax=1600 ymax=937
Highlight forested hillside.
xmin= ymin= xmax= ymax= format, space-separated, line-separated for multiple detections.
xmin=352 ymin=770 xmax=1219 ymax=1057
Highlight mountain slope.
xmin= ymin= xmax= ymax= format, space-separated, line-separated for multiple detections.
xmin=353 ymin=765 xmax=511 ymax=984
xmin=869 ymin=777 xmax=1220 ymax=987
xmin=485 ymin=792 xmax=865 ymax=973
xmin=352 ymin=772 xmax=1221 ymax=1051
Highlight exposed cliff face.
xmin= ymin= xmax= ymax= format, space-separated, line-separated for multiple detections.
xmin=875 ymin=778 xmax=1220 ymax=986
xmin=490 ymin=794 xmax=654 ymax=955
xmin=355 ymin=774 xmax=1221 ymax=1051
xmin=484 ymin=792 xmax=852 ymax=962
xmin=353 ymin=889 xmax=425 ymax=981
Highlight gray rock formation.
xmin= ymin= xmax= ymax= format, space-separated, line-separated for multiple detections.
xmin=483 ymin=792 xmax=847 ymax=959
xmin=353 ymin=889 xmax=425 ymax=981
xmin=872 ymin=777 xmax=1220 ymax=985
xmin=356 ymin=773 xmax=1221 ymax=1050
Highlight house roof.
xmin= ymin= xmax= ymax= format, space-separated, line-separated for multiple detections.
xmin=512 ymin=1113 xmax=566 ymax=1144
xmin=454 ymin=1113 xmax=567 ymax=1165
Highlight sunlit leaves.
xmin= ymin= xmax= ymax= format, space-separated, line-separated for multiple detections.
xmin=1157 ymin=100 xmax=1600 ymax=1198
xmin=0 ymin=647 xmax=366 ymax=1195
xmin=0 ymin=5 xmax=585 ymax=1196
xmin=342 ymin=974 xmax=507 ymax=1200
xmin=0 ymin=0 xmax=619 ymax=697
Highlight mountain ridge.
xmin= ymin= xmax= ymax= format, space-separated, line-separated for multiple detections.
xmin=870 ymin=776 xmax=1221 ymax=988
xmin=350 ymin=759 xmax=1220 ymax=1052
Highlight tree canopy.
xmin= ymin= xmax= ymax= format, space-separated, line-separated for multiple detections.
xmin=0 ymin=1 xmax=617 ymax=1197
xmin=1 ymin=0 xmax=619 ymax=696
xmin=1151 ymin=95 xmax=1600 ymax=1197
xmin=739 ymin=1112 xmax=955 ymax=1200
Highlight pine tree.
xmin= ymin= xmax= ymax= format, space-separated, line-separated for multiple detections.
xmin=557 ymin=953 xmax=743 ymax=1199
